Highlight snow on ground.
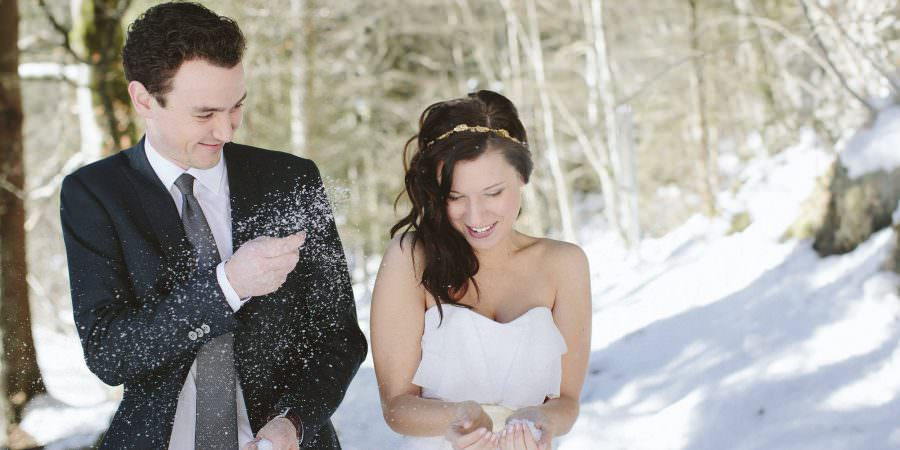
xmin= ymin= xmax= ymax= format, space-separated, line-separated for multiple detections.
xmin=572 ymin=230 xmax=900 ymax=450
xmin=21 ymin=327 xmax=119 ymax=449
xmin=563 ymin=138 xmax=900 ymax=450
xmin=840 ymin=105 xmax=900 ymax=179
xmin=23 ymin=113 xmax=900 ymax=448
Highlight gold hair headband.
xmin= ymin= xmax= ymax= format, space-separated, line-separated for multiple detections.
xmin=425 ymin=124 xmax=526 ymax=148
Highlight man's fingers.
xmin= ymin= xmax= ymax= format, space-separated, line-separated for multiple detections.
xmin=278 ymin=232 xmax=306 ymax=253
xmin=267 ymin=250 xmax=301 ymax=272
xmin=255 ymin=232 xmax=306 ymax=257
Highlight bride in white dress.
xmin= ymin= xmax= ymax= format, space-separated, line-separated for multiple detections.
xmin=371 ymin=91 xmax=591 ymax=450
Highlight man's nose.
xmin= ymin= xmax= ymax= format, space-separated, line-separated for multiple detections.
xmin=211 ymin=114 xmax=234 ymax=142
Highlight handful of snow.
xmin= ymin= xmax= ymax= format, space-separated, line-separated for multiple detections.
xmin=505 ymin=419 xmax=542 ymax=441
xmin=256 ymin=439 xmax=273 ymax=450
xmin=479 ymin=404 xmax=542 ymax=441
xmin=480 ymin=404 xmax=513 ymax=432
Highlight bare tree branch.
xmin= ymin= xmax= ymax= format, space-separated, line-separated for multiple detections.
xmin=815 ymin=2 xmax=900 ymax=96
xmin=798 ymin=0 xmax=877 ymax=117
xmin=36 ymin=0 xmax=89 ymax=64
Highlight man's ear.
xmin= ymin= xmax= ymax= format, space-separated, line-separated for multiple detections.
xmin=128 ymin=81 xmax=156 ymax=118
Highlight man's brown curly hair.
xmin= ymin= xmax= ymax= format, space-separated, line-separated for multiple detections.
xmin=122 ymin=2 xmax=246 ymax=106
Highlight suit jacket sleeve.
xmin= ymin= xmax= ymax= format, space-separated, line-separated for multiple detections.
xmin=273 ymin=160 xmax=367 ymax=447
xmin=60 ymin=173 xmax=238 ymax=387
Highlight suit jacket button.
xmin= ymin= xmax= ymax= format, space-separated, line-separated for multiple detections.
xmin=188 ymin=331 xmax=198 ymax=341
xmin=201 ymin=324 xmax=210 ymax=333
xmin=195 ymin=328 xmax=204 ymax=338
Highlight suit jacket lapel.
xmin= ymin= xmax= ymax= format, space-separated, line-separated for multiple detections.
xmin=223 ymin=144 xmax=270 ymax=326
xmin=121 ymin=139 xmax=196 ymax=283
xmin=224 ymin=144 xmax=260 ymax=249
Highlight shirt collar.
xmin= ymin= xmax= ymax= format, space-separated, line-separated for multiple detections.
xmin=144 ymin=136 xmax=226 ymax=195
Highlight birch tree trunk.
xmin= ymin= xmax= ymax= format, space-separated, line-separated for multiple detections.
xmin=524 ymin=0 xmax=576 ymax=241
xmin=617 ymin=104 xmax=641 ymax=249
xmin=688 ymin=0 xmax=718 ymax=216
xmin=585 ymin=0 xmax=631 ymax=244
xmin=289 ymin=0 xmax=310 ymax=157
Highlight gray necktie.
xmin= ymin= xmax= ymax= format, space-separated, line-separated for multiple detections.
xmin=174 ymin=173 xmax=238 ymax=450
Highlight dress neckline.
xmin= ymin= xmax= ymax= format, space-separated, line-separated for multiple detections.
xmin=424 ymin=305 xmax=552 ymax=326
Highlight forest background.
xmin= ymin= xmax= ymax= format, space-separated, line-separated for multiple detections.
xmin=0 ymin=0 xmax=898 ymax=447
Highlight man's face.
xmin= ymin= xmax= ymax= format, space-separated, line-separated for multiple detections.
xmin=144 ymin=59 xmax=246 ymax=170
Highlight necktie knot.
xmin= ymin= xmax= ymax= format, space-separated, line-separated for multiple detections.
xmin=174 ymin=173 xmax=196 ymax=196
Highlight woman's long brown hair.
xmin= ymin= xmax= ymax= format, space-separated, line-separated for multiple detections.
xmin=390 ymin=90 xmax=533 ymax=321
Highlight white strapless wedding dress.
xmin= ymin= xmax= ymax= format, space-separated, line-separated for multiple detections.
xmin=398 ymin=305 xmax=567 ymax=450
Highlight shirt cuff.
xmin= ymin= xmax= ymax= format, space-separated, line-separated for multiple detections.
xmin=268 ymin=408 xmax=304 ymax=444
xmin=216 ymin=261 xmax=249 ymax=312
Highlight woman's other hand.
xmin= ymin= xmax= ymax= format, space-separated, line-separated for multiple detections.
xmin=502 ymin=406 xmax=553 ymax=450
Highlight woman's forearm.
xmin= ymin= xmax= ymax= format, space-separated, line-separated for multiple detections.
xmin=539 ymin=396 xmax=580 ymax=435
xmin=382 ymin=393 xmax=460 ymax=436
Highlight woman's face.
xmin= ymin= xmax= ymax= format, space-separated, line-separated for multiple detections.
xmin=445 ymin=149 xmax=524 ymax=251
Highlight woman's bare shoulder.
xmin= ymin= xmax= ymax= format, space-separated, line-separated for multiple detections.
xmin=532 ymin=238 xmax=591 ymax=313
xmin=382 ymin=232 xmax=426 ymax=277
xmin=528 ymin=236 xmax=589 ymax=269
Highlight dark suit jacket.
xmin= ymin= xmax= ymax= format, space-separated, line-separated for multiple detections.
xmin=60 ymin=140 xmax=367 ymax=449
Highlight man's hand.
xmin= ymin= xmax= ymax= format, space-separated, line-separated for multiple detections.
xmin=242 ymin=417 xmax=299 ymax=450
xmin=225 ymin=232 xmax=305 ymax=298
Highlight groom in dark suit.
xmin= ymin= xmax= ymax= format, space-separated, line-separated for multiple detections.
xmin=59 ymin=3 xmax=366 ymax=449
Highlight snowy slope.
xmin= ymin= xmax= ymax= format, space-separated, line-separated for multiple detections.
xmin=565 ymin=145 xmax=900 ymax=449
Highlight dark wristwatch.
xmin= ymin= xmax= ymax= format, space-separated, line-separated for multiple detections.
xmin=269 ymin=407 xmax=304 ymax=443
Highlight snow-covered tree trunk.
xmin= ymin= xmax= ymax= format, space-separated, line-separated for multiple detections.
xmin=891 ymin=216 xmax=900 ymax=275
xmin=813 ymin=161 xmax=900 ymax=256
xmin=524 ymin=0 xmax=575 ymax=241
xmin=288 ymin=0 xmax=310 ymax=157
xmin=688 ymin=0 xmax=718 ymax=216
xmin=19 ymin=62 xmax=101 ymax=161
xmin=583 ymin=0 xmax=625 ymax=244
xmin=0 ymin=0 xmax=47 ymax=433
xmin=617 ymin=104 xmax=641 ymax=249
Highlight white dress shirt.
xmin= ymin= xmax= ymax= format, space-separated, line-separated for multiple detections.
xmin=143 ymin=138 xmax=254 ymax=449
